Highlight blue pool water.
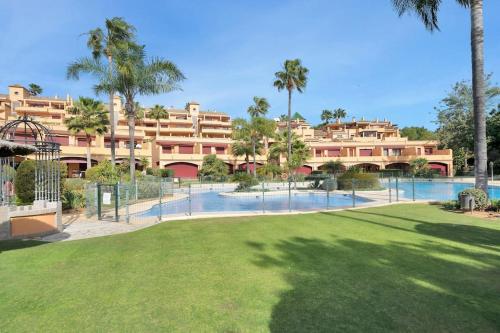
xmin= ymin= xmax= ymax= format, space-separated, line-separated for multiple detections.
xmin=389 ymin=181 xmax=500 ymax=201
xmin=135 ymin=190 xmax=370 ymax=217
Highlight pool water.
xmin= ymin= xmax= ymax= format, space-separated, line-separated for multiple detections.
xmin=135 ymin=190 xmax=370 ymax=217
xmin=389 ymin=181 xmax=500 ymax=201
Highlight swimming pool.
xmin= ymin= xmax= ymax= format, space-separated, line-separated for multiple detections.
xmin=135 ymin=190 xmax=371 ymax=218
xmin=388 ymin=180 xmax=500 ymax=201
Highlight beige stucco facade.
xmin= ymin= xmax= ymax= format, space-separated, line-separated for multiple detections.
xmin=0 ymin=84 xmax=453 ymax=178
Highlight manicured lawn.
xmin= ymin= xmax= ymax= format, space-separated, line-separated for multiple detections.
xmin=1 ymin=204 xmax=500 ymax=332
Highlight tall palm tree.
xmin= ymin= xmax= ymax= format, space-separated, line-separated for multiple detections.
xmin=392 ymin=0 xmax=488 ymax=193
xmin=28 ymin=83 xmax=42 ymax=96
xmin=273 ymin=59 xmax=309 ymax=165
xmin=68 ymin=17 xmax=136 ymax=167
xmin=332 ymin=108 xmax=347 ymax=121
xmin=94 ymin=45 xmax=185 ymax=183
xmin=147 ymin=104 xmax=168 ymax=137
xmin=247 ymin=96 xmax=270 ymax=118
xmin=321 ymin=109 xmax=333 ymax=124
xmin=64 ymin=97 xmax=109 ymax=170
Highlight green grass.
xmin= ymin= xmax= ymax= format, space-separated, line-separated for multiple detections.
xmin=1 ymin=204 xmax=500 ymax=332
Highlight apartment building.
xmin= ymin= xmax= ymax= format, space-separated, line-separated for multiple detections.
xmin=0 ymin=84 xmax=453 ymax=178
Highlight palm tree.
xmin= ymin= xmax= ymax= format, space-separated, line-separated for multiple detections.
xmin=269 ymin=131 xmax=310 ymax=188
xmin=28 ymin=83 xmax=42 ymax=96
xmin=64 ymin=97 xmax=109 ymax=170
xmin=231 ymin=140 xmax=253 ymax=174
xmin=247 ymin=97 xmax=270 ymax=118
xmin=321 ymin=160 xmax=345 ymax=175
xmin=393 ymin=0 xmax=488 ymax=193
xmin=68 ymin=17 xmax=136 ymax=167
xmin=147 ymin=104 xmax=168 ymax=137
xmin=273 ymin=59 xmax=309 ymax=165
xmin=321 ymin=109 xmax=333 ymax=124
xmin=332 ymin=108 xmax=347 ymax=121
xmin=94 ymin=45 xmax=185 ymax=183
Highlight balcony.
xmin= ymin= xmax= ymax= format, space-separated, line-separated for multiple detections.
xmin=199 ymin=119 xmax=231 ymax=126
xmin=201 ymin=128 xmax=232 ymax=135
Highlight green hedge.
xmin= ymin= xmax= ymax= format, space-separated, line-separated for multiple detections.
xmin=14 ymin=160 xmax=36 ymax=204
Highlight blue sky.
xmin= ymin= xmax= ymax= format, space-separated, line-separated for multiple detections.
xmin=1 ymin=0 xmax=499 ymax=129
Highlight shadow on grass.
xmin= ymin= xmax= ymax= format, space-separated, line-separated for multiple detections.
xmin=248 ymin=216 xmax=500 ymax=331
xmin=0 ymin=239 xmax=47 ymax=253
xmin=338 ymin=210 xmax=500 ymax=249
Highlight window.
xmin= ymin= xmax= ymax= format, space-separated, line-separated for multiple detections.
xmin=425 ymin=148 xmax=433 ymax=155
xmin=383 ymin=148 xmax=389 ymax=156
xmin=179 ymin=145 xmax=194 ymax=154
xmin=162 ymin=146 xmax=172 ymax=154
xmin=215 ymin=147 xmax=225 ymax=155
xmin=315 ymin=149 xmax=322 ymax=157
xmin=392 ymin=149 xmax=402 ymax=156
xmin=202 ymin=146 xmax=212 ymax=154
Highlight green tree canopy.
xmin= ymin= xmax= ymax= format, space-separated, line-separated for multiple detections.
xmin=28 ymin=83 xmax=42 ymax=96
xmin=400 ymin=126 xmax=436 ymax=140
xmin=199 ymin=155 xmax=228 ymax=179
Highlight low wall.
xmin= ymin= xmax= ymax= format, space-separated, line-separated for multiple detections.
xmin=0 ymin=202 xmax=62 ymax=240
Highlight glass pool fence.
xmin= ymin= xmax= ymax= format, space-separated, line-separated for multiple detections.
xmin=84 ymin=173 xmax=500 ymax=223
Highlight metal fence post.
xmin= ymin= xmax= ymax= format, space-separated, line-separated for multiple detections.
xmin=135 ymin=181 xmax=138 ymax=201
xmin=159 ymin=178 xmax=163 ymax=222
xmin=326 ymin=179 xmax=330 ymax=210
xmin=352 ymin=179 xmax=356 ymax=208
xmin=262 ymin=181 xmax=265 ymax=214
xmin=395 ymin=176 xmax=399 ymax=202
xmin=412 ymin=175 xmax=416 ymax=201
xmin=97 ymin=183 xmax=102 ymax=220
xmin=188 ymin=183 xmax=192 ymax=216
xmin=288 ymin=178 xmax=291 ymax=212
xmin=388 ymin=176 xmax=392 ymax=203
xmin=114 ymin=183 xmax=119 ymax=222
xmin=125 ymin=186 xmax=130 ymax=224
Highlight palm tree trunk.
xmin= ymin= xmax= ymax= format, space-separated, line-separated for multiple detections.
xmin=245 ymin=153 xmax=250 ymax=175
xmin=252 ymin=140 xmax=257 ymax=178
xmin=86 ymin=135 xmax=92 ymax=171
xmin=126 ymin=102 xmax=136 ymax=184
xmin=287 ymin=89 xmax=292 ymax=164
xmin=157 ymin=120 xmax=160 ymax=138
xmin=470 ymin=0 xmax=488 ymax=194
xmin=108 ymin=55 xmax=116 ymax=167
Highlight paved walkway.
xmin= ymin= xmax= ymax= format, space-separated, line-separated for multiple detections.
xmin=41 ymin=213 xmax=156 ymax=242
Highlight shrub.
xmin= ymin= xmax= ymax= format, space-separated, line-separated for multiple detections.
xmin=14 ymin=160 xmax=36 ymax=204
xmin=337 ymin=171 xmax=381 ymax=190
xmin=441 ymin=200 xmax=460 ymax=210
xmin=457 ymin=188 xmax=488 ymax=210
xmin=14 ymin=160 xmax=67 ymax=205
xmin=490 ymin=199 xmax=500 ymax=212
xmin=64 ymin=178 xmax=87 ymax=192
xmin=160 ymin=169 xmax=174 ymax=178
xmin=232 ymin=172 xmax=259 ymax=192
xmin=85 ymin=160 xmax=120 ymax=184
xmin=1 ymin=164 xmax=16 ymax=181
xmin=305 ymin=172 xmax=329 ymax=189
xmin=62 ymin=189 xmax=86 ymax=210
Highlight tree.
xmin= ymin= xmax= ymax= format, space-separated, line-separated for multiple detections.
xmin=274 ymin=59 xmax=309 ymax=165
xmin=147 ymin=104 xmax=168 ymax=137
xmin=68 ymin=17 xmax=137 ymax=167
xmin=64 ymin=97 xmax=109 ymax=170
xmin=28 ymin=83 xmax=42 ymax=96
xmin=93 ymin=45 xmax=185 ymax=183
xmin=231 ymin=140 xmax=253 ymax=174
xmin=233 ymin=117 xmax=276 ymax=177
xmin=320 ymin=109 xmax=333 ymax=124
xmin=247 ymin=97 xmax=270 ymax=118
xmin=434 ymin=79 xmax=499 ymax=173
xmin=199 ymin=154 xmax=228 ymax=180
xmin=332 ymin=108 xmax=347 ymax=121
xmin=410 ymin=157 xmax=430 ymax=177
xmin=400 ymin=126 xmax=436 ymax=140
xmin=392 ymin=0 xmax=488 ymax=193
xmin=321 ymin=160 xmax=345 ymax=175
xmin=269 ymin=131 xmax=311 ymax=188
